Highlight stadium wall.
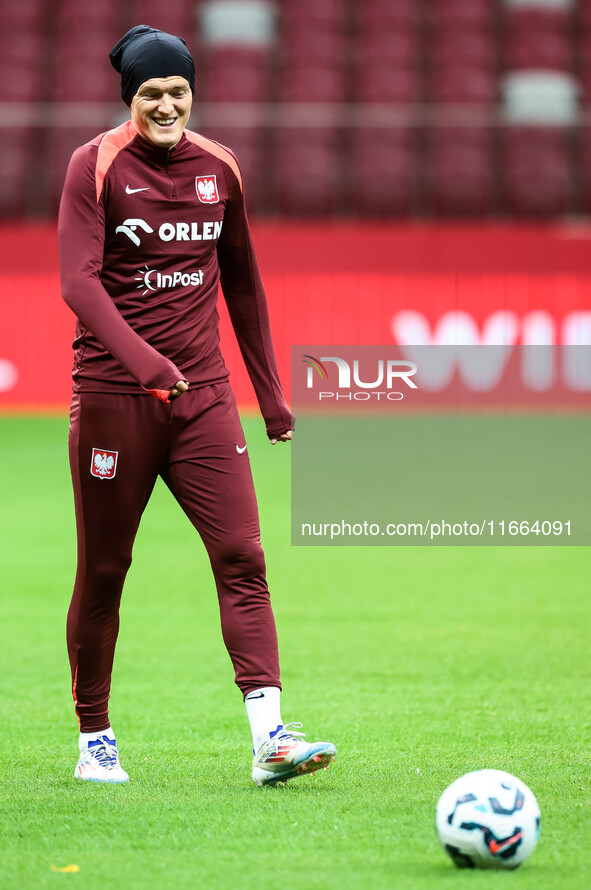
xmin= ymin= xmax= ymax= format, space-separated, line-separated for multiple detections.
xmin=1 ymin=223 xmax=591 ymax=411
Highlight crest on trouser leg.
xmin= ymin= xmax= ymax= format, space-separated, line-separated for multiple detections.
xmin=90 ymin=448 xmax=118 ymax=479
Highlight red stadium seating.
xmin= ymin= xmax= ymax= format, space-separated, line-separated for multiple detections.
xmin=133 ymin=0 xmax=195 ymax=36
xmin=202 ymin=49 xmax=270 ymax=103
xmin=426 ymin=127 xmax=496 ymax=216
xmin=355 ymin=64 xmax=421 ymax=104
xmin=46 ymin=126 xmax=106 ymax=214
xmin=282 ymin=31 xmax=347 ymax=67
xmin=579 ymin=0 xmax=591 ymax=31
xmin=577 ymin=125 xmax=591 ymax=213
xmin=501 ymin=127 xmax=573 ymax=217
xmin=203 ymin=127 xmax=265 ymax=212
xmin=357 ymin=29 xmax=419 ymax=66
xmin=577 ymin=64 xmax=591 ymax=104
xmin=0 ymin=129 xmax=33 ymax=217
xmin=504 ymin=7 xmax=571 ymax=36
xmin=504 ymin=7 xmax=573 ymax=71
xmin=356 ymin=0 xmax=419 ymax=30
xmin=55 ymin=60 xmax=119 ymax=102
xmin=281 ymin=65 xmax=345 ymax=103
xmin=428 ymin=0 xmax=494 ymax=32
xmin=350 ymin=127 xmax=417 ymax=216
xmin=506 ymin=32 xmax=573 ymax=72
xmin=2 ymin=0 xmax=585 ymax=221
xmin=431 ymin=30 xmax=497 ymax=68
xmin=0 ymin=0 xmax=45 ymax=26
xmin=428 ymin=66 xmax=497 ymax=104
xmin=0 ymin=61 xmax=41 ymax=102
xmin=59 ymin=1 xmax=120 ymax=30
xmin=281 ymin=0 xmax=345 ymax=30
xmin=275 ymin=128 xmax=342 ymax=215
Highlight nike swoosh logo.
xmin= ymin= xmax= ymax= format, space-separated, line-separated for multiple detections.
xmin=236 ymin=444 xmax=247 ymax=454
xmin=126 ymin=185 xmax=150 ymax=194
xmin=245 ymin=691 xmax=265 ymax=699
xmin=489 ymin=831 xmax=522 ymax=854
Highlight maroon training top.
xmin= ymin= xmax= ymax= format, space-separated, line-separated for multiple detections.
xmin=58 ymin=119 xmax=293 ymax=438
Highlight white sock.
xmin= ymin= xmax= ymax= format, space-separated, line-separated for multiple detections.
xmin=79 ymin=726 xmax=114 ymax=751
xmin=244 ymin=687 xmax=283 ymax=751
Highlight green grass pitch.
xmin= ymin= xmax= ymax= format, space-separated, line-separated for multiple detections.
xmin=0 ymin=416 xmax=589 ymax=890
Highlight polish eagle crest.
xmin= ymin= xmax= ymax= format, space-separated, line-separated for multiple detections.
xmin=195 ymin=175 xmax=219 ymax=204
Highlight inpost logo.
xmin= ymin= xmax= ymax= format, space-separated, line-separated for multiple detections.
xmin=135 ymin=266 xmax=204 ymax=296
xmin=303 ymin=354 xmax=418 ymax=402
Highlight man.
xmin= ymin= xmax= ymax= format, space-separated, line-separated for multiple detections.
xmin=58 ymin=25 xmax=336 ymax=786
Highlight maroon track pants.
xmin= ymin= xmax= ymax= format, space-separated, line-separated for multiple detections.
xmin=67 ymin=383 xmax=280 ymax=732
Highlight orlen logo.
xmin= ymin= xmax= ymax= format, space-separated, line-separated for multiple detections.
xmin=116 ymin=218 xmax=223 ymax=246
xmin=303 ymin=354 xmax=418 ymax=402
xmin=135 ymin=266 xmax=204 ymax=296
xmin=115 ymin=218 xmax=153 ymax=247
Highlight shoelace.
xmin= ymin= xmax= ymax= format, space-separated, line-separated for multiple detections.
xmin=88 ymin=740 xmax=119 ymax=770
xmin=274 ymin=722 xmax=306 ymax=743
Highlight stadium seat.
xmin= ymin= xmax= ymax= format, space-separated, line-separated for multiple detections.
xmin=202 ymin=48 xmax=270 ymax=103
xmin=275 ymin=128 xmax=342 ymax=215
xmin=501 ymin=126 xmax=573 ymax=217
xmin=350 ymin=127 xmax=417 ymax=216
xmin=135 ymin=0 xmax=195 ymax=37
xmin=280 ymin=0 xmax=345 ymax=31
xmin=579 ymin=0 xmax=591 ymax=30
xmin=0 ymin=0 xmax=45 ymax=26
xmin=281 ymin=65 xmax=345 ymax=103
xmin=203 ymin=126 xmax=265 ymax=212
xmin=355 ymin=64 xmax=421 ymax=104
xmin=282 ymin=31 xmax=347 ymax=68
xmin=502 ymin=71 xmax=579 ymax=125
xmin=576 ymin=124 xmax=591 ymax=213
xmin=356 ymin=0 xmax=419 ymax=30
xmin=426 ymin=127 xmax=496 ymax=216
xmin=55 ymin=60 xmax=118 ymax=102
xmin=0 ymin=31 xmax=44 ymax=66
xmin=0 ymin=129 xmax=33 ymax=217
xmin=504 ymin=5 xmax=574 ymax=69
xmin=0 ymin=60 xmax=40 ymax=102
xmin=505 ymin=32 xmax=572 ymax=71
xmin=503 ymin=6 xmax=571 ymax=35
xmin=46 ymin=127 xmax=106 ymax=214
xmin=428 ymin=66 xmax=497 ymax=104
xmin=59 ymin=0 xmax=120 ymax=29
xmin=357 ymin=29 xmax=419 ymax=66
xmin=431 ymin=30 xmax=497 ymax=68
xmin=578 ymin=62 xmax=591 ymax=103
xmin=428 ymin=0 xmax=494 ymax=32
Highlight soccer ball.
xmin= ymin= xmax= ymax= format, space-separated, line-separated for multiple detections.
xmin=435 ymin=769 xmax=541 ymax=869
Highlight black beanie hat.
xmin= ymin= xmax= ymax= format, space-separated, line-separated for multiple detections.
xmin=109 ymin=25 xmax=195 ymax=106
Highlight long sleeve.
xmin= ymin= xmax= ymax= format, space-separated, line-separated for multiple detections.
xmin=217 ymin=167 xmax=294 ymax=438
xmin=58 ymin=142 xmax=184 ymax=396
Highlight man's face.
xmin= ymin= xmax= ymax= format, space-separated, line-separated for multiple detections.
xmin=130 ymin=76 xmax=192 ymax=149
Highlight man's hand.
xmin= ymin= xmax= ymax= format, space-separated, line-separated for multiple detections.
xmin=170 ymin=380 xmax=189 ymax=400
xmin=270 ymin=430 xmax=293 ymax=445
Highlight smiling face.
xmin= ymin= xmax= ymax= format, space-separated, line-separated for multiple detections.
xmin=130 ymin=76 xmax=192 ymax=148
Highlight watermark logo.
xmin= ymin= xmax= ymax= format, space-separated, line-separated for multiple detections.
xmin=302 ymin=354 xmax=418 ymax=402
xmin=302 ymin=355 xmax=329 ymax=380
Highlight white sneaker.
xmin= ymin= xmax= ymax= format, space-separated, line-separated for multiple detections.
xmin=74 ymin=735 xmax=129 ymax=783
xmin=252 ymin=722 xmax=337 ymax=786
